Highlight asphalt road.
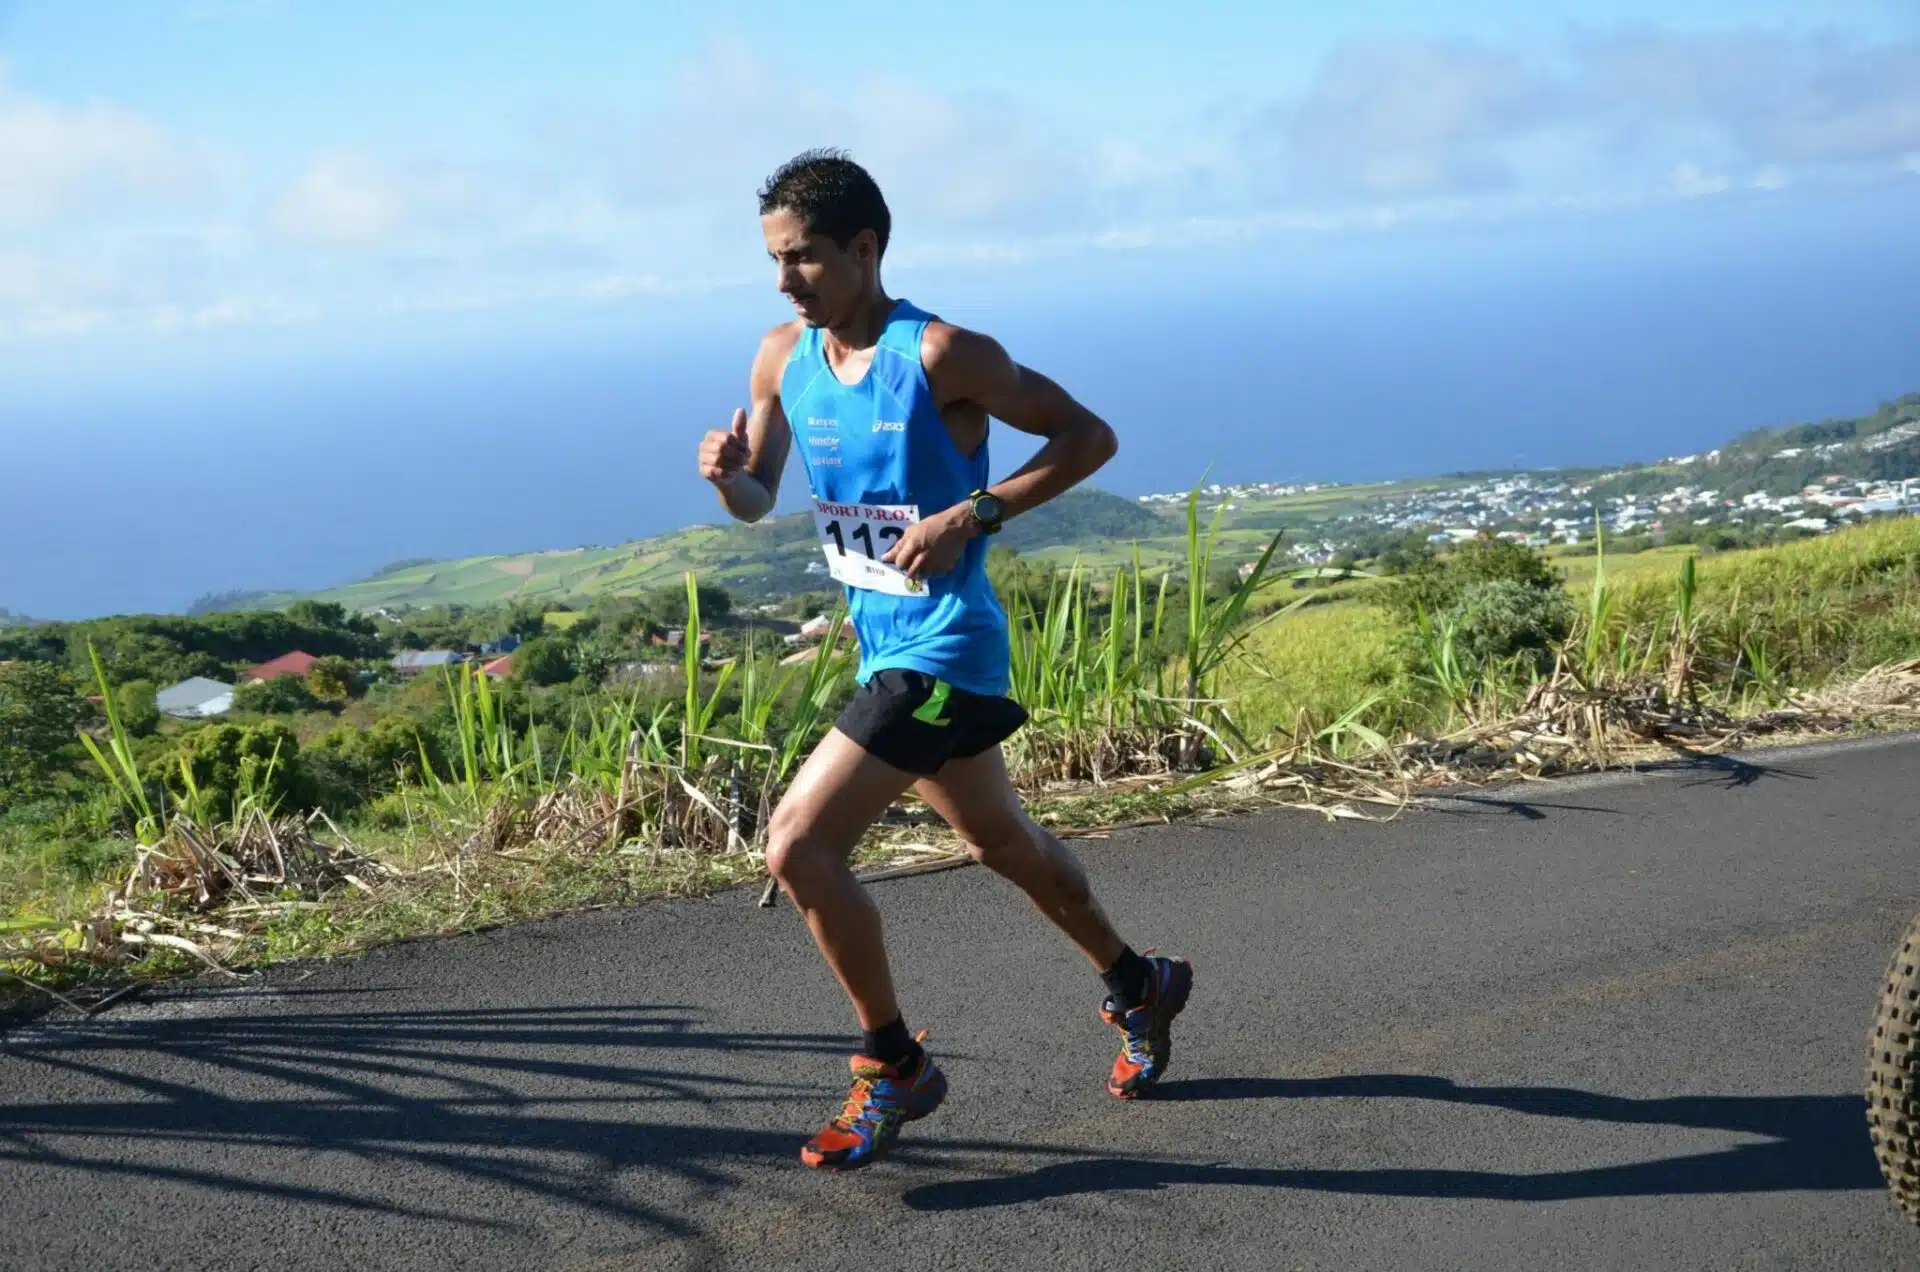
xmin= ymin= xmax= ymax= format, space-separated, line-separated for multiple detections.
xmin=4 ymin=735 xmax=1919 ymax=1271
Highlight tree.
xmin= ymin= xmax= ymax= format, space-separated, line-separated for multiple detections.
xmin=643 ymin=582 xmax=733 ymax=626
xmin=287 ymin=600 xmax=348 ymax=629
xmin=233 ymin=675 xmax=322 ymax=716
xmin=511 ymin=637 xmax=575 ymax=687
xmin=306 ymin=656 xmax=360 ymax=703
xmin=1206 ymin=561 xmax=1245 ymax=601
xmin=503 ymin=600 xmax=551 ymax=641
xmin=116 ymin=680 xmax=161 ymax=738
xmin=986 ymin=545 xmax=1058 ymax=604
xmin=0 ymin=661 xmax=88 ymax=804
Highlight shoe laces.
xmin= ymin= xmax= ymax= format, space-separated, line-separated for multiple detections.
xmin=835 ymin=1030 xmax=930 ymax=1129
xmin=836 ymin=1077 xmax=880 ymax=1130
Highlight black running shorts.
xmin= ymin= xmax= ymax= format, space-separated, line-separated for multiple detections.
xmin=833 ymin=668 xmax=1029 ymax=776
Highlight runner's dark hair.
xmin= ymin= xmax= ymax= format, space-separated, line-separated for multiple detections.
xmin=758 ymin=149 xmax=891 ymax=259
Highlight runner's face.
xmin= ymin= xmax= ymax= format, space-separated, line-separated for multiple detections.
xmin=762 ymin=209 xmax=869 ymax=328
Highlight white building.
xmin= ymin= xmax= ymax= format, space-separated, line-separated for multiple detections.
xmin=157 ymin=676 xmax=234 ymax=719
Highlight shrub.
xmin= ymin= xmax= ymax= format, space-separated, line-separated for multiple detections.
xmin=1385 ymin=536 xmax=1561 ymax=625
xmin=117 ymin=680 xmax=161 ymax=737
xmin=300 ymin=716 xmax=440 ymax=812
xmin=160 ymin=721 xmax=301 ymax=820
xmin=1440 ymin=579 xmax=1576 ymax=672
xmin=0 ymin=660 xmax=89 ymax=806
xmin=234 ymin=675 xmax=322 ymax=716
xmin=1383 ymin=536 xmax=1570 ymax=676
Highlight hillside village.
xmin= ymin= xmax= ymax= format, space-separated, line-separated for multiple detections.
xmin=1142 ymin=410 xmax=1920 ymax=569
xmin=146 ymin=640 xmax=530 ymax=721
xmin=138 ymin=614 xmax=846 ymax=723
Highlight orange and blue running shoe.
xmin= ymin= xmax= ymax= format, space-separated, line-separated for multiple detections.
xmin=799 ymin=1043 xmax=948 ymax=1171
xmin=1102 ymin=954 xmax=1194 ymax=1099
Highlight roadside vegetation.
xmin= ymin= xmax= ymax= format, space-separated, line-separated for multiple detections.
xmin=5 ymin=481 xmax=1920 ymax=1007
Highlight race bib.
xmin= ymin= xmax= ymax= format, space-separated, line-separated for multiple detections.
xmin=811 ymin=499 xmax=927 ymax=597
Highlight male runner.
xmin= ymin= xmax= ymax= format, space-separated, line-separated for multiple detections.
xmin=696 ymin=149 xmax=1192 ymax=1171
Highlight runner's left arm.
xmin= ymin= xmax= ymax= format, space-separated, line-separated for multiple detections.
xmin=884 ymin=323 xmax=1117 ymax=578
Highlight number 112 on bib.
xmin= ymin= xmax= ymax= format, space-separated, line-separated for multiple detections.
xmin=811 ymin=500 xmax=927 ymax=597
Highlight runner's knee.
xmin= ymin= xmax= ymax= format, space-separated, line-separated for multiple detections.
xmin=967 ymin=826 xmax=1090 ymax=904
xmin=959 ymin=821 xmax=1029 ymax=871
xmin=764 ymin=807 xmax=831 ymax=888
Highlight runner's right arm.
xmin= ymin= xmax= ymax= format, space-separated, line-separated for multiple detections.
xmin=699 ymin=325 xmax=797 ymax=523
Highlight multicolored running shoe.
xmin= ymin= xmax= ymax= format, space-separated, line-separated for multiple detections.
xmin=799 ymin=1041 xmax=948 ymax=1171
xmin=1101 ymin=954 xmax=1194 ymax=1099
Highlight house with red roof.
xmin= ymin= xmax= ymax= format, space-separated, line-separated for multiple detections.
xmin=245 ymin=651 xmax=319 ymax=682
xmin=482 ymin=654 xmax=515 ymax=680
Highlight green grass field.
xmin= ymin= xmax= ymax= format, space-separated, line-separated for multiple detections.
xmin=1549 ymin=543 xmax=1700 ymax=585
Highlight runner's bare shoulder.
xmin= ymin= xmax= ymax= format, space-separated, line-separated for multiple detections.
xmin=756 ymin=320 xmax=802 ymax=370
xmin=751 ymin=322 xmax=806 ymax=395
xmin=917 ymin=321 xmax=1016 ymax=406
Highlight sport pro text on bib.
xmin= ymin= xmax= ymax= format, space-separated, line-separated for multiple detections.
xmin=811 ymin=499 xmax=927 ymax=597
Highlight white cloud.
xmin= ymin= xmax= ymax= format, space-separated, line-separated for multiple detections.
xmin=1249 ymin=31 xmax=1920 ymax=203
xmin=1671 ymin=163 xmax=1730 ymax=198
xmin=266 ymin=152 xmax=479 ymax=248
xmin=10 ymin=27 xmax=1920 ymax=343
xmin=569 ymin=37 xmax=1110 ymax=238
xmin=0 ymin=64 xmax=221 ymax=229
xmin=1577 ymin=32 xmax=1920 ymax=166
xmin=1273 ymin=40 xmax=1555 ymax=198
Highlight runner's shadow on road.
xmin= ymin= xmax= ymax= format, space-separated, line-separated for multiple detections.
xmin=902 ymin=1074 xmax=1881 ymax=1211
xmin=0 ymin=1003 xmax=1012 ymax=1236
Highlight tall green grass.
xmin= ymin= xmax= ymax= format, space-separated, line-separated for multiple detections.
xmin=392 ymin=573 xmax=857 ymax=854
xmin=76 ymin=642 xmax=161 ymax=844
xmin=1003 ymin=479 xmax=1305 ymax=775
xmin=1575 ymin=516 xmax=1920 ymax=694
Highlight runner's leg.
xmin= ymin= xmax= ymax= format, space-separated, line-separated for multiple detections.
xmin=912 ymin=745 xmax=1125 ymax=969
xmin=917 ymin=744 xmax=1194 ymax=1099
xmin=764 ymin=728 xmax=920 ymax=1029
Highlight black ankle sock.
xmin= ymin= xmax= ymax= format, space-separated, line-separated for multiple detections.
xmin=861 ymin=1017 xmax=920 ymax=1070
xmin=1101 ymin=946 xmax=1152 ymax=1011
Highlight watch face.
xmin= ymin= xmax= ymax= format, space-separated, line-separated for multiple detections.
xmin=975 ymin=494 xmax=1004 ymax=523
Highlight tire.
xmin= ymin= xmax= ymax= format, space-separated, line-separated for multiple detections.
xmin=1869 ymin=910 xmax=1920 ymax=1229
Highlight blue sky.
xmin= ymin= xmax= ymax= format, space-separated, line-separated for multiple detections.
xmin=4 ymin=2 xmax=1920 ymax=619
xmin=3 ymin=0 xmax=1918 ymax=363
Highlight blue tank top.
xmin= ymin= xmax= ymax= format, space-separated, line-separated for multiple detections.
xmin=781 ymin=299 xmax=1011 ymax=697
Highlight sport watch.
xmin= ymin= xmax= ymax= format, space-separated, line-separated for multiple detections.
xmin=967 ymin=490 xmax=1005 ymax=535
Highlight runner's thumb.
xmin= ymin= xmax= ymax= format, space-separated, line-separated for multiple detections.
xmin=730 ymin=408 xmax=750 ymax=442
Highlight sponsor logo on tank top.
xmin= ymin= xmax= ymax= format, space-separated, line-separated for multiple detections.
xmin=807 ymin=417 xmax=838 ymax=431
xmin=873 ymin=419 xmax=906 ymax=432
